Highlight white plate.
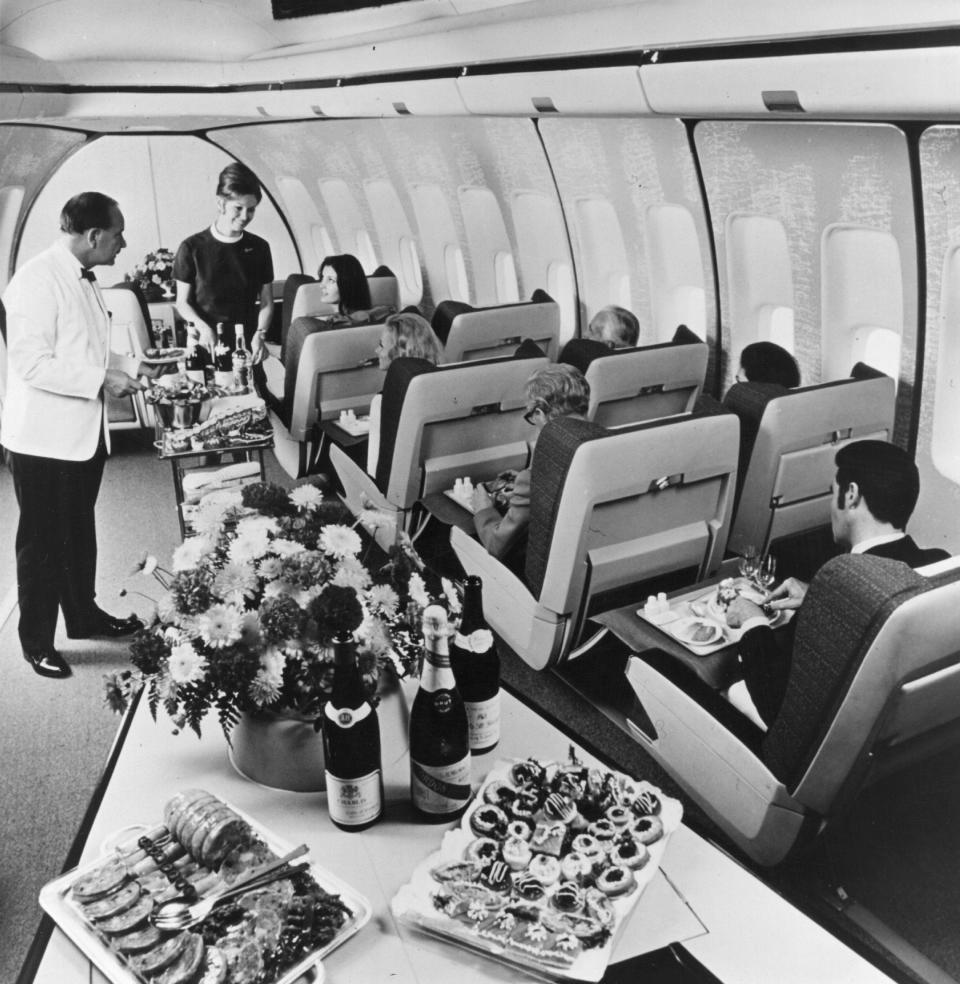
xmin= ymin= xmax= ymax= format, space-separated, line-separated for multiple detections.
xmin=669 ymin=616 xmax=725 ymax=648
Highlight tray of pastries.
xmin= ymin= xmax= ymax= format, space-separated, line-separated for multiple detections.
xmin=40 ymin=788 xmax=371 ymax=984
xmin=392 ymin=756 xmax=682 ymax=982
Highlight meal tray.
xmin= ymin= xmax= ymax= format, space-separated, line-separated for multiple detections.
xmin=39 ymin=798 xmax=371 ymax=984
xmin=391 ymin=759 xmax=682 ymax=983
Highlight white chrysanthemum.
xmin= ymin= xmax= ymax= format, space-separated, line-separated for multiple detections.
xmin=319 ymin=525 xmax=362 ymax=559
xmin=260 ymin=645 xmax=286 ymax=686
xmin=236 ymin=515 xmax=280 ymax=538
xmin=157 ymin=590 xmax=179 ymax=623
xmin=357 ymin=614 xmax=392 ymax=656
xmin=167 ymin=641 xmax=206 ymax=684
xmin=442 ymin=578 xmax=462 ymax=614
xmin=358 ymin=506 xmax=396 ymax=533
xmin=292 ymin=584 xmax=323 ymax=608
xmin=172 ymin=536 xmax=214 ymax=572
xmin=289 ymin=484 xmax=323 ymax=511
xmin=367 ymin=583 xmax=399 ymax=617
xmin=196 ymin=604 xmax=243 ymax=649
xmin=248 ymin=670 xmax=282 ymax=706
xmin=257 ymin=556 xmax=285 ymax=581
xmin=271 ymin=538 xmax=306 ymax=558
xmin=408 ymin=573 xmax=430 ymax=607
xmin=332 ymin=556 xmax=371 ymax=590
xmin=263 ymin=578 xmax=297 ymax=601
xmin=213 ymin=562 xmax=258 ymax=605
xmin=228 ymin=526 xmax=272 ymax=564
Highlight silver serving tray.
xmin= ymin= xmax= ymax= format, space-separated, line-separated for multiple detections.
xmin=39 ymin=797 xmax=372 ymax=984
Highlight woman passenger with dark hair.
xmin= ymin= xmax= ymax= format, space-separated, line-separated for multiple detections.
xmin=316 ymin=253 xmax=372 ymax=316
xmin=173 ymin=161 xmax=274 ymax=363
xmin=736 ymin=341 xmax=801 ymax=389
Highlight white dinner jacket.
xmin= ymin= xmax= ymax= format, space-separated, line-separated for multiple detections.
xmin=1 ymin=240 xmax=139 ymax=460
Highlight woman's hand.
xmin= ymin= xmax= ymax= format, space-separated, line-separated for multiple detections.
xmin=471 ymin=484 xmax=494 ymax=513
xmin=250 ymin=331 xmax=266 ymax=365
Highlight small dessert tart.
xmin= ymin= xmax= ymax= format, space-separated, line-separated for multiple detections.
xmin=605 ymin=804 xmax=633 ymax=829
xmin=632 ymin=788 xmax=662 ymax=817
xmin=501 ymin=837 xmax=533 ymax=871
xmin=542 ymin=792 xmax=578 ymax=825
xmin=587 ymin=818 xmax=617 ymax=845
xmin=511 ymin=758 xmax=546 ymax=788
xmin=610 ymin=836 xmax=649 ymax=871
xmin=513 ymin=872 xmax=548 ymax=901
xmin=481 ymin=860 xmax=513 ymax=894
xmin=510 ymin=788 xmax=541 ymax=821
xmin=505 ymin=818 xmax=534 ymax=841
xmin=527 ymin=853 xmax=561 ymax=886
xmin=633 ymin=814 xmax=664 ymax=845
xmin=470 ymin=803 xmax=509 ymax=840
xmin=464 ymin=837 xmax=501 ymax=868
xmin=559 ymin=850 xmax=594 ymax=885
xmin=595 ymin=863 xmax=636 ymax=898
xmin=570 ymin=833 xmax=604 ymax=866
xmin=550 ymin=881 xmax=585 ymax=914
xmin=530 ymin=821 xmax=566 ymax=857
xmin=583 ymin=887 xmax=617 ymax=927
xmin=482 ymin=779 xmax=518 ymax=809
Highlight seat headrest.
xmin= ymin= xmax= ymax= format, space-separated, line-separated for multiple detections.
xmin=282 ymin=273 xmax=316 ymax=343
xmin=375 ymin=356 xmax=438 ymax=490
xmin=850 ymin=361 xmax=889 ymax=381
xmin=762 ymin=553 xmax=928 ymax=785
xmin=366 ymin=266 xmax=399 ymax=310
xmin=514 ymin=338 xmax=547 ymax=360
xmin=525 ymin=416 xmax=608 ymax=595
xmin=559 ymin=338 xmax=610 ymax=374
xmin=672 ymin=323 xmax=702 ymax=345
xmin=432 ymin=300 xmax=472 ymax=345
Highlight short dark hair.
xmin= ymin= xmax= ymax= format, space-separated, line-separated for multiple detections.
xmin=740 ymin=341 xmax=800 ymax=388
xmin=216 ymin=162 xmax=263 ymax=202
xmin=318 ymin=254 xmax=371 ymax=314
xmin=526 ymin=364 xmax=591 ymax=419
xmin=60 ymin=192 xmax=119 ymax=235
xmin=835 ymin=440 xmax=920 ymax=530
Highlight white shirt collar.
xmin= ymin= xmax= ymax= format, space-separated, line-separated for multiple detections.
xmin=851 ymin=532 xmax=905 ymax=554
xmin=209 ymin=223 xmax=242 ymax=244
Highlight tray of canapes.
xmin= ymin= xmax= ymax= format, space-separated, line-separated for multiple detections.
xmin=391 ymin=757 xmax=682 ymax=982
xmin=39 ymin=789 xmax=371 ymax=984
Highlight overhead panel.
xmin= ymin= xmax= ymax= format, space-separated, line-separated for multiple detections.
xmin=299 ymin=78 xmax=467 ymax=118
xmin=642 ymin=47 xmax=960 ymax=119
xmin=457 ymin=67 xmax=649 ymax=116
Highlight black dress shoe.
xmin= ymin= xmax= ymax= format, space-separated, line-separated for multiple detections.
xmin=67 ymin=611 xmax=144 ymax=639
xmin=23 ymin=649 xmax=72 ymax=679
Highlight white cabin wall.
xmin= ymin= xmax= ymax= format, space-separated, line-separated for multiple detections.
xmin=14 ymin=135 xmax=299 ymax=285
xmin=695 ymin=121 xmax=917 ymax=442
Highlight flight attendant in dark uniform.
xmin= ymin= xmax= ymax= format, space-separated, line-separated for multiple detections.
xmin=173 ymin=161 xmax=274 ymax=363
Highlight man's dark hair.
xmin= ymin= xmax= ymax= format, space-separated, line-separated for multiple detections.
xmin=60 ymin=192 xmax=119 ymax=235
xmin=835 ymin=440 xmax=920 ymax=530
xmin=740 ymin=341 xmax=801 ymax=388
xmin=216 ymin=162 xmax=263 ymax=202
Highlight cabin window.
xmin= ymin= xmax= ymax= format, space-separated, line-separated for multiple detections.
xmin=0 ymin=185 xmax=25 ymax=289
xmin=400 ymin=236 xmax=424 ymax=300
xmin=363 ymin=179 xmax=422 ymax=307
xmin=572 ymin=195 xmax=632 ymax=324
xmin=409 ymin=182 xmax=468 ymax=305
xmin=821 ymin=223 xmax=903 ymax=382
xmin=511 ymin=190 xmax=575 ymax=337
xmin=494 ymin=251 xmax=520 ymax=304
xmin=312 ymin=225 xmax=335 ymax=265
xmin=932 ymin=243 xmax=960 ymax=485
xmin=644 ymin=204 xmax=707 ymax=343
xmin=276 ymin=176 xmax=331 ymax=274
xmin=459 ymin=186 xmax=517 ymax=306
xmin=318 ymin=178 xmax=377 ymax=272
xmin=724 ymin=212 xmax=795 ymax=372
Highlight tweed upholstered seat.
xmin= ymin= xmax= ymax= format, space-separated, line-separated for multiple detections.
xmin=451 ymin=411 xmax=740 ymax=670
xmin=432 ymin=289 xmax=560 ymax=362
xmin=627 ymin=552 xmax=960 ymax=865
xmin=331 ymin=352 xmax=548 ymax=547
xmin=724 ymin=372 xmax=896 ymax=558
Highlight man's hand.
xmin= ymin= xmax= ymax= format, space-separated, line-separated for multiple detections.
xmin=136 ymin=362 xmax=172 ymax=381
xmin=725 ymin=597 xmax=765 ymax=628
xmin=104 ymin=369 xmax=146 ymax=398
xmin=198 ymin=324 xmax=216 ymax=353
xmin=471 ymin=484 xmax=494 ymax=513
xmin=764 ymin=577 xmax=809 ymax=612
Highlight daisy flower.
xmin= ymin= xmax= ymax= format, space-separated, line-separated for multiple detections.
xmin=248 ymin=670 xmax=282 ymax=706
xmin=272 ymin=538 xmax=306 ymax=558
xmin=172 ymin=536 xmax=214 ymax=572
xmin=319 ymin=524 xmax=362 ymax=559
xmin=196 ymin=604 xmax=243 ymax=649
xmin=260 ymin=645 xmax=286 ymax=686
xmin=442 ymin=578 xmax=462 ymax=615
xmin=228 ymin=526 xmax=272 ymax=564
xmin=168 ymin=641 xmax=207 ymax=684
xmin=213 ymin=562 xmax=258 ymax=605
xmin=367 ymin=583 xmax=399 ymax=617
xmin=289 ymin=484 xmax=323 ymax=511
xmin=257 ymin=556 xmax=284 ymax=581
xmin=332 ymin=556 xmax=371 ymax=590
xmin=408 ymin=572 xmax=430 ymax=608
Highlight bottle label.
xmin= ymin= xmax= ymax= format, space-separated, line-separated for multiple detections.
xmin=326 ymin=769 xmax=382 ymax=826
xmin=324 ymin=702 xmax=372 ymax=729
xmin=465 ymin=694 xmax=500 ymax=750
xmin=454 ymin=629 xmax=494 ymax=653
xmin=411 ymin=758 xmax=471 ymax=814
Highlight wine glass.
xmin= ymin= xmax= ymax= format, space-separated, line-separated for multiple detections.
xmin=738 ymin=545 xmax=760 ymax=583
xmin=756 ymin=554 xmax=777 ymax=593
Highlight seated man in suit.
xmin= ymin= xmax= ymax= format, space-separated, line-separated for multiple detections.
xmin=470 ymin=363 xmax=590 ymax=567
xmin=559 ymin=305 xmax=640 ymax=372
xmin=726 ymin=439 xmax=950 ymax=725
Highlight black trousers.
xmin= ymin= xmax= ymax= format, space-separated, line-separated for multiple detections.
xmin=10 ymin=436 xmax=106 ymax=653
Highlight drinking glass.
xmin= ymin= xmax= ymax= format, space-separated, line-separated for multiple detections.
xmin=756 ymin=554 xmax=777 ymax=592
xmin=738 ymin=545 xmax=760 ymax=582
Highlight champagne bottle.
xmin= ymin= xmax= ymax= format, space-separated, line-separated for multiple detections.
xmin=409 ymin=605 xmax=471 ymax=822
xmin=183 ymin=322 xmax=206 ymax=384
xmin=232 ymin=323 xmax=251 ymax=393
xmin=213 ymin=322 xmax=233 ymax=388
xmin=449 ymin=576 xmax=500 ymax=754
xmin=322 ymin=638 xmax=383 ymax=831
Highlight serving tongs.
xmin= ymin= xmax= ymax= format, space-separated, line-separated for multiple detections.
xmin=151 ymin=843 xmax=310 ymax=930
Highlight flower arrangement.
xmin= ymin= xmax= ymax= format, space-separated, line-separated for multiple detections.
xmin=104 ymin=481 xmax=449 ymax=740
xmin=125 ymin=247 xmax=175 ymax=301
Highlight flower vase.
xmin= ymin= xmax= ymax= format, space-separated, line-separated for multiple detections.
xmin=229 ymin=708 xmax=326 ymax=792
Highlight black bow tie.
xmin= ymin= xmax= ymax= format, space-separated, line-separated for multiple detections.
xmin=80 ymin=268 xmax=96 ymax=282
